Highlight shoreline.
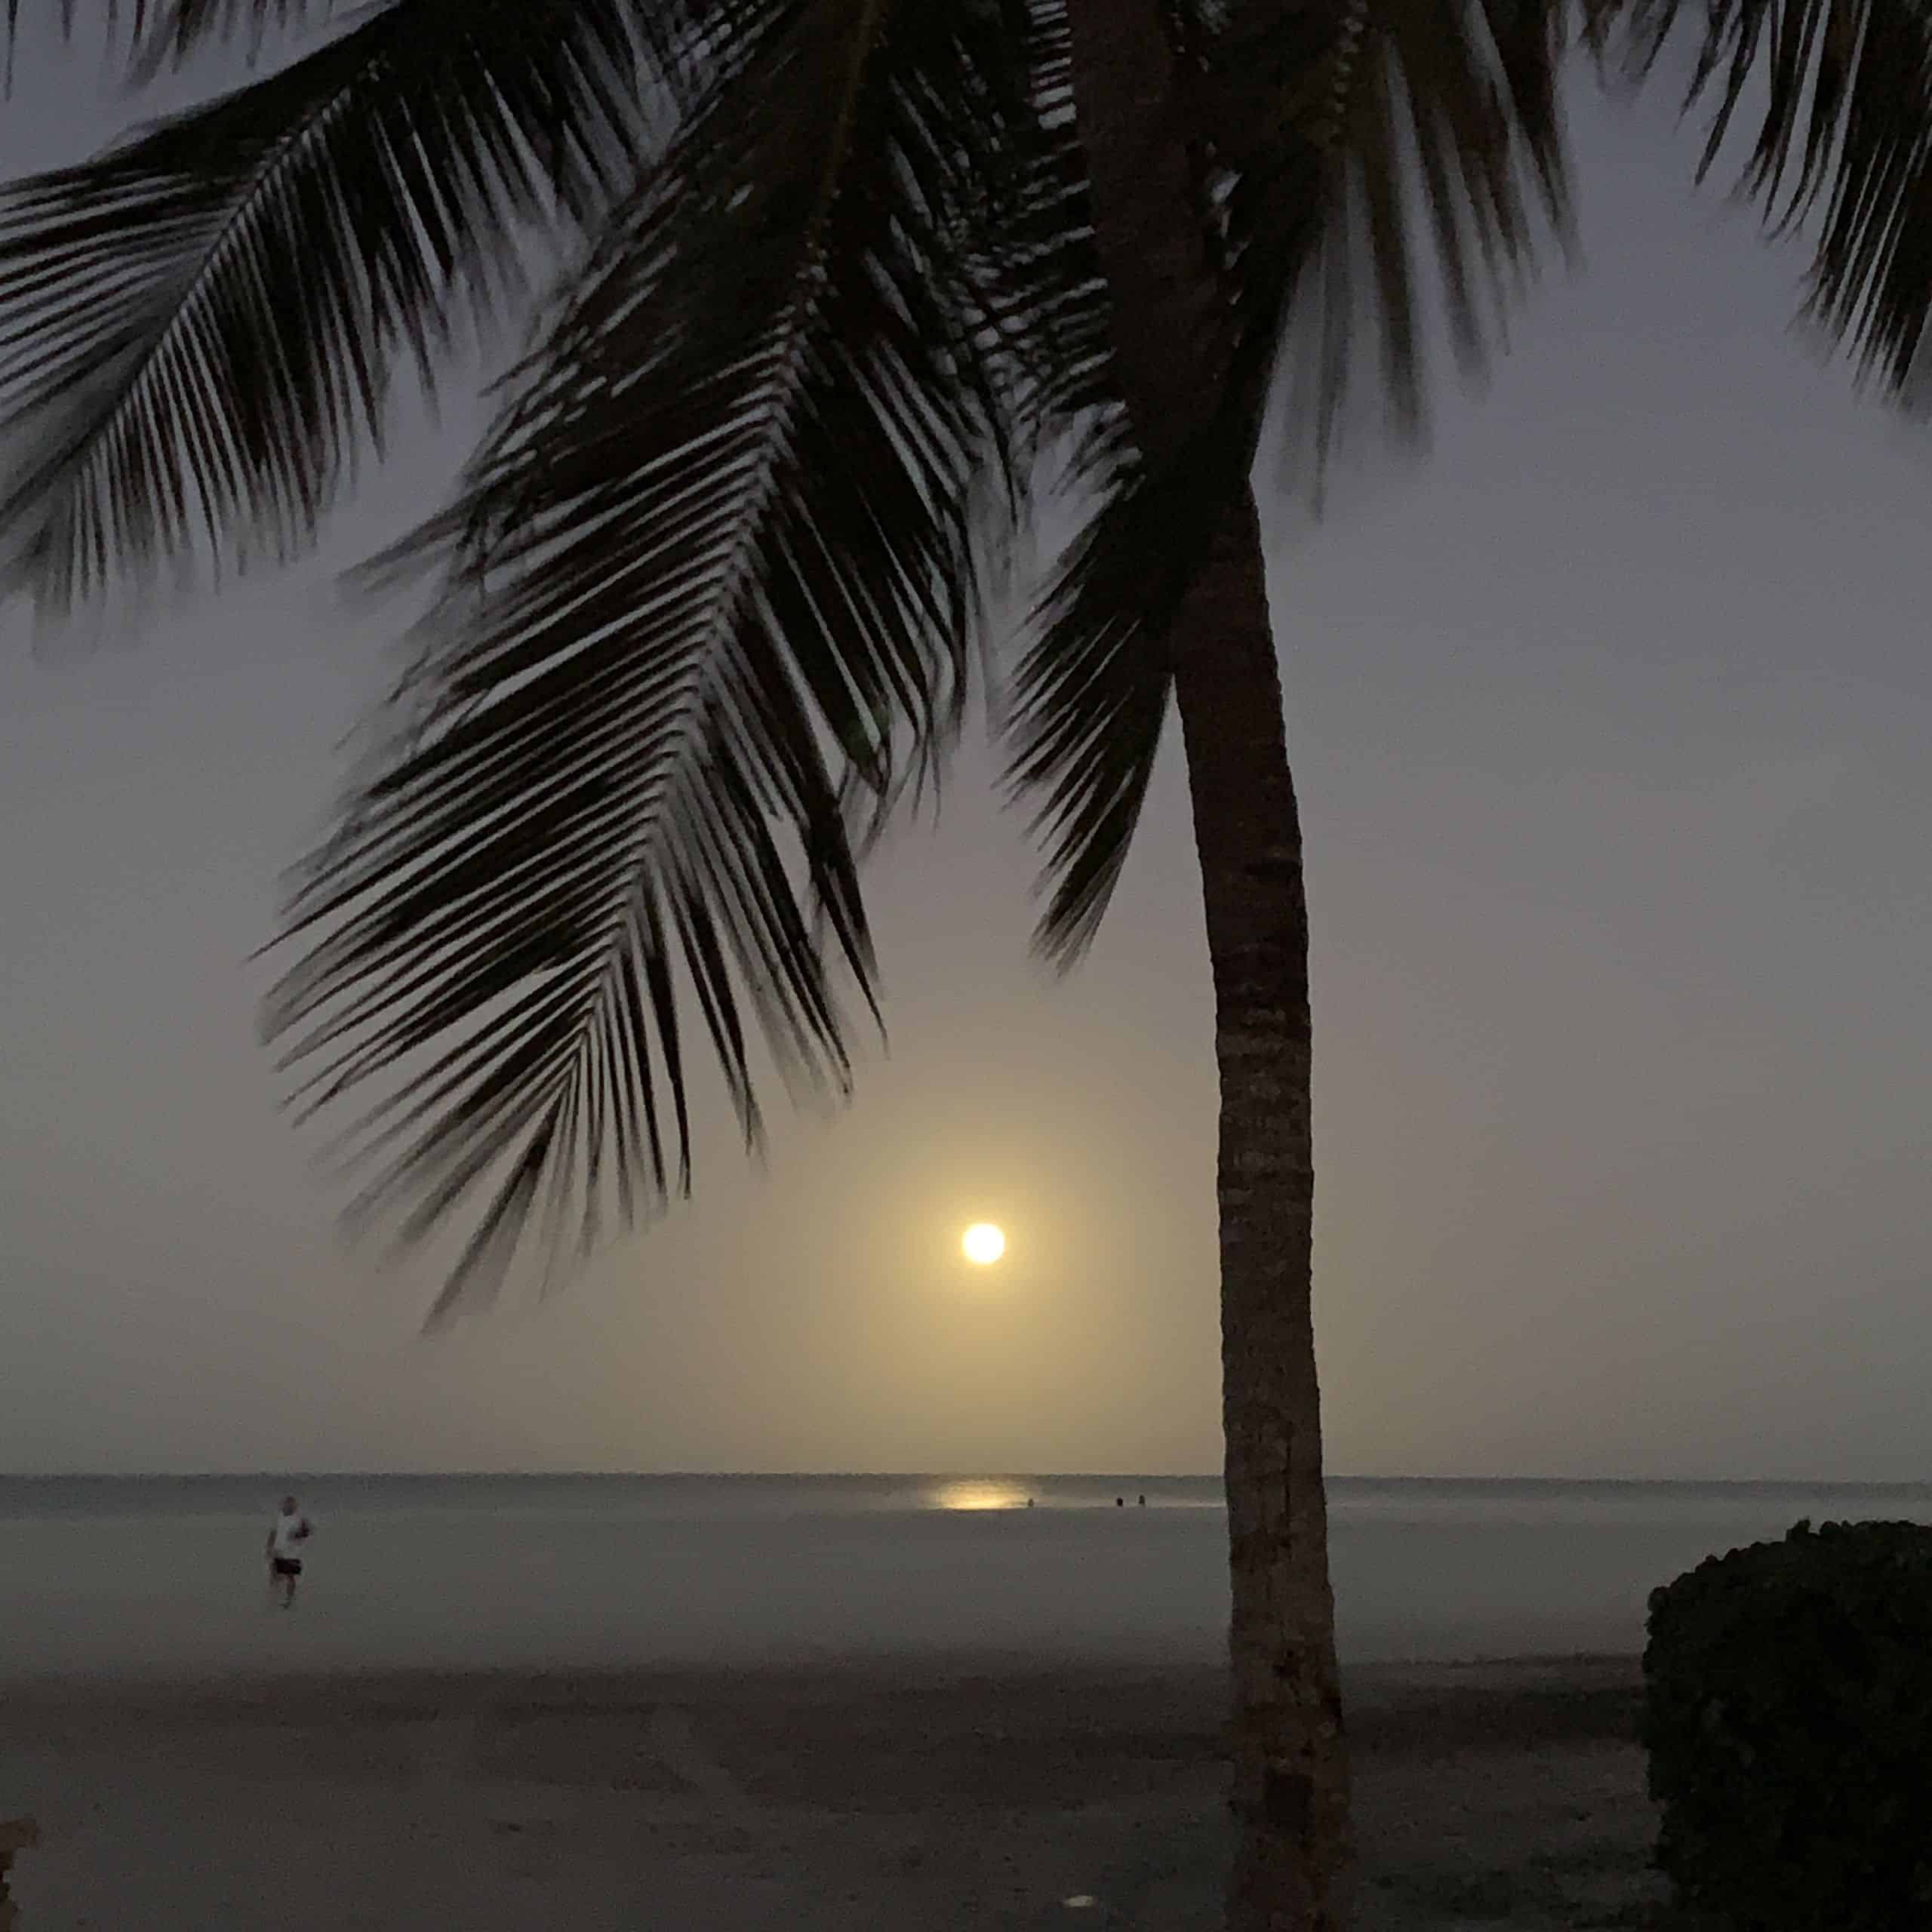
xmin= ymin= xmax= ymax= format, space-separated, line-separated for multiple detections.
xmin=2 ymin=1654 xmax=1661 ymax=1929
xmin=0 ymin=1652 xmax=1648 ymax=1772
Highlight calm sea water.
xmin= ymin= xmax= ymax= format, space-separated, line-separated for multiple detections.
xmin=1 ymin=1474 xmax=1926 ymax=1680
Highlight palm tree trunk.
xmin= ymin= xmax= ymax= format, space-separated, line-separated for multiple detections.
xmin=1172 ymin=499 xmax=1351 ymax=1932
xmin=1060 ymin=3 xmax=1352 ymax=1927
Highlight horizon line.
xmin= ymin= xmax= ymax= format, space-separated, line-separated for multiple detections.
xmin=2 ymin=1468 xmax=1929 ymax=1487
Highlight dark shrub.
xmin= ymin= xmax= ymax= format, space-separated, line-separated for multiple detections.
xmin=1642 ymin=1518 xmax=1932 ymax=1930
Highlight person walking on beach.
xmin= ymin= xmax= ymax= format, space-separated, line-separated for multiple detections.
xmin=266 ymin=1495 xmax=312 ymax=1609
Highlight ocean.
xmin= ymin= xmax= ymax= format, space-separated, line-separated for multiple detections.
xmin=2 ymin=1474 xmax=1927 ymax=1681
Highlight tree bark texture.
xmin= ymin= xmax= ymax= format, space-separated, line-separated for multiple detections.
xmin=1061 ymin=4 xmax=1352 ymax=1927
xmin=1173 ymin=503 xmax=1350 ymax=1932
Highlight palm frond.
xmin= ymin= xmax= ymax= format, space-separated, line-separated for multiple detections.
xmin=1221 ymin=0 xmax=1577 ymax=482
xmin=0 ymin=0 xmax=692 ymax=616
xmin=1608 ymin=0 xmax=1932 ymax=404
xmin=1003 ymin=0 xmax=1578 ymax=961
xmin=127 ymin=0 xmax=352 ymax=69
xmin=1008 ymin=443 xmax=1244 ymax=964
xmin=971 ymin=0 xmax=1169 ymax=961
xmin=2 ymin=0 xmax=149 ymax=71
xmin=0 ymin=0 xmax=683 ymax=80
xmin=1052 ymin=0 xmax=1576 ymax=480
xmin=1 ymin=0 xmax=267 ymax=52
xmin=266 ymin=0 xmax=1027 ymax=1322
xmin=122 ymin=0 xmax=743 ymax=84
xmin=955 ymin=0 xmax=1124 ymax=488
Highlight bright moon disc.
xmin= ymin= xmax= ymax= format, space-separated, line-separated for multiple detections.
xmin=961 ymin=1223 xmax=1006 ymax=1266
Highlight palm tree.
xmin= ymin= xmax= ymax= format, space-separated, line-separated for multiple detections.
xmin=2 ymin=4 xmax=1924 ymax=1927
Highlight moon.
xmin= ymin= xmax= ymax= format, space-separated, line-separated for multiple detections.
xmin=961 ymin=1222 xmax=1006 ymax=1266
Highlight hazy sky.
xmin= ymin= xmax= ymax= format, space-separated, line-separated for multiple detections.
xmin=1 ymin=42 xmax=1927 ymax=1479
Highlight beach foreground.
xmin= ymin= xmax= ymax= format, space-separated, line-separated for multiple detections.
xmin=1 ymin=1654 xmax=1671 ymax=1930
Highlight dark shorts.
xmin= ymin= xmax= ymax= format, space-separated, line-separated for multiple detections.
xmin=271 ymin=1557 xmax=303 ymax=1579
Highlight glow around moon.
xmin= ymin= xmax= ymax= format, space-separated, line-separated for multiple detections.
xmin=961 ymin=1223 xmax=1006 ymax=1266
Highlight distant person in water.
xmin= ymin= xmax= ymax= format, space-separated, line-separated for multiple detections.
xmin=266 ymin=1495 xmax=312 ymax=1609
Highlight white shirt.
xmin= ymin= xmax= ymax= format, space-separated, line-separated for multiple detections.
xmin=270 ymin=1512 xmax=310 ymax=1558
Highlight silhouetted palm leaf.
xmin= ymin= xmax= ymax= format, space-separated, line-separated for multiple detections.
xmin=2 ymin=0 xmax=146 ymax=63
xmin=1216 ymin=0 xmax=1574 ymax=478
xmin=125 ymin=0 xmax=352 ymax=68
xmin=0 ymin=0 xmax=687 ymax=613
xmin=992 ymin=0 xmax=1171 ymax=963
xmin=1008 ymin=441 xmax=1224 ymax=964
xmin=961 ymin=0 xmax=1121 ymax=482
xmin=1610 ymin=0 xmax=1932 ymax=403
xmin=0 ymin=0 xmax=1626 ymax=1307
xmin=263 ymin=0 xmax=1035 ymax=1320
xmin=1007 ymin=0 xmax=1577 ymax=962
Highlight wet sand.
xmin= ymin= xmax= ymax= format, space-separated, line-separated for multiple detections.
xmin=0 ymin=1654 xmax=1676 ymax=1929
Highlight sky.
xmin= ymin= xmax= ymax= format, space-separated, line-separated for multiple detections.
xmin=1 ymin=36 xmax=1927 ymax=1480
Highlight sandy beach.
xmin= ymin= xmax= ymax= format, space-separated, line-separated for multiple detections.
xmin=0 ymin=1653 xmax=1670 ymax=1930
